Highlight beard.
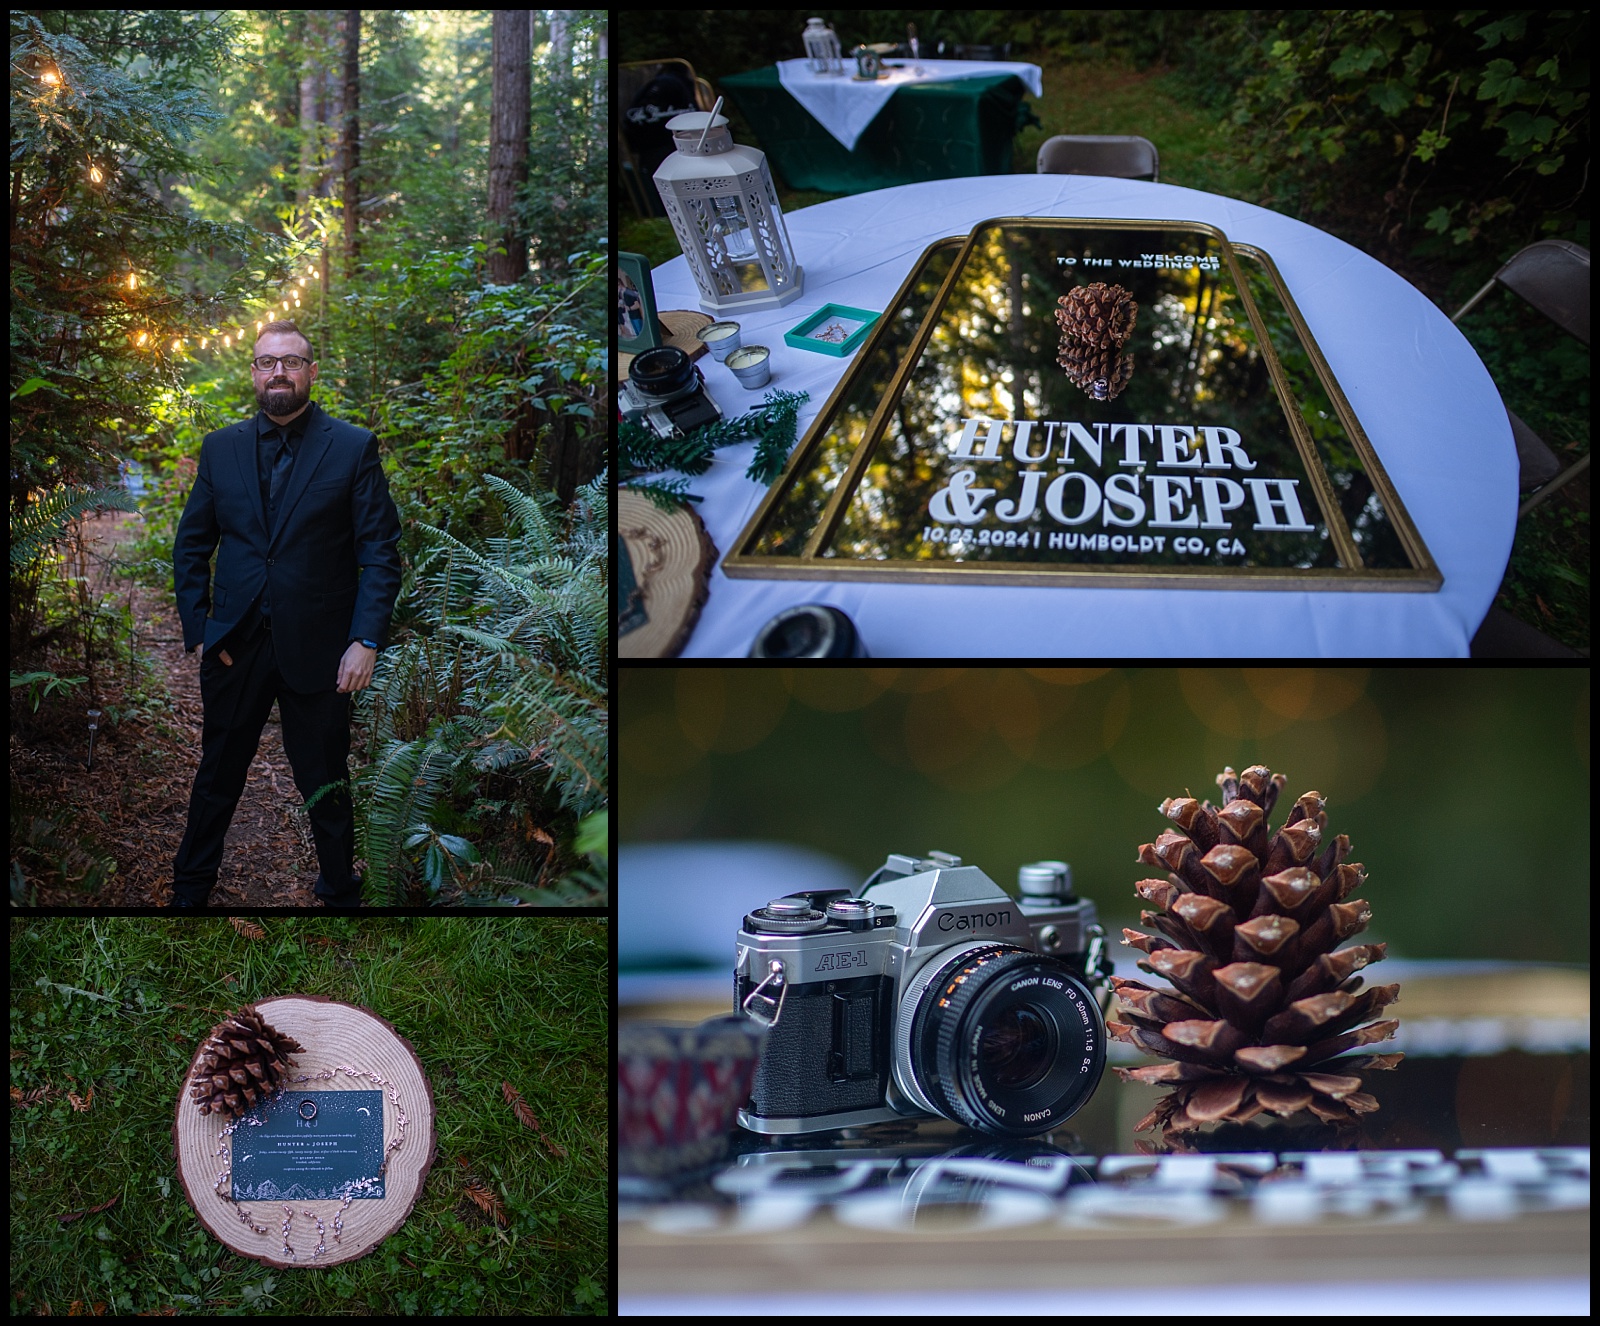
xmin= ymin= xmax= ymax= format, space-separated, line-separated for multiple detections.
xmin=256 ymin=376 xmax=311 ymax=417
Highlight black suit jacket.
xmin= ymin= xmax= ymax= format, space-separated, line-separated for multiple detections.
xmin=173 ymin=401 xmax=403 ymax=693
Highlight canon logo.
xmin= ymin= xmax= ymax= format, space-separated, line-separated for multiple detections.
xmin=937 ymin=908 xmax=1011 ymax=932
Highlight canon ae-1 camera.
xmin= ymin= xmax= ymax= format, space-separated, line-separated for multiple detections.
xmin=735 ymin=851 xmax=1111 ymax=1139
xmin=618 ymin=344 xmax=722 ymax=439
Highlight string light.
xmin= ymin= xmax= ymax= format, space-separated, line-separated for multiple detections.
xmin=41 ymin=69 xmax=59 ymax=86
xmin=88 ymin=163 xmax=103 ymax=184
xmin=107 ymin=251 xmax=321 ymax=363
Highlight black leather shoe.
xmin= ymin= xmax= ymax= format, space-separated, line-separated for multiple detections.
xmin=168 ymin=896 xmax=205 ymax=911
xmin=314 ymin=873 xmax=363 ymax=910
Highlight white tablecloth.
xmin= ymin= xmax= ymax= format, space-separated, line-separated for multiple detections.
xmin=774 ymin=57 xmax=1045 ymax=150
xmin=644 ymin=175 xmax=1516 ymax=658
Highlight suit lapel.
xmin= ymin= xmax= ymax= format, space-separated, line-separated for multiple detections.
xmin=229 ymin=417 xmax=270 ymax=537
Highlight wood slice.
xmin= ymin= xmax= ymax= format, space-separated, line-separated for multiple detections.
xmin=172 ymin=994 xmax=436 ymax=1268
xmin=618 ymin=489 xmax=717 ymax=658
xmin=619 ymin=308 xmax=714 ymax=380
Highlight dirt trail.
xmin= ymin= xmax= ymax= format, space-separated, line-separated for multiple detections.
xmin=17 ymin=510 xmax=327 ymax=907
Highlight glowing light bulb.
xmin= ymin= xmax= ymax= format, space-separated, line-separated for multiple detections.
xmin=136 ymin=331 xmax=147 ymax=346
xmin=42 ymin=70 xmax=59 ymax=85
xmin=128 ymin=272 xmax=138 ymax=289
xmin=89 ymin=164 xmax=102 ymax=183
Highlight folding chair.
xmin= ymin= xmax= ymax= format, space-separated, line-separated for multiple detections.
xmin=1036 ymin=134 xmax=1159 ymax=181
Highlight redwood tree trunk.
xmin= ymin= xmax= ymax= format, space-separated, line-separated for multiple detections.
xmin=486 ymin=10 xmax=530 ymax=285
xmin=341 ymin=10 xmax=361 ymax=279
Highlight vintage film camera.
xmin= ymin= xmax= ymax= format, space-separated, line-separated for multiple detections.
xmin=735 ymin=851 xmax=1111 ymax=1138
xmin=618 ymin=345 xmax=722 ymax=439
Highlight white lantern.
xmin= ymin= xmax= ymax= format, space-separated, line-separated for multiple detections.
xmin=653 ymin=111 xmax=805 ymax=314
xmin=802 ymin=17 xmax=842 ymax=75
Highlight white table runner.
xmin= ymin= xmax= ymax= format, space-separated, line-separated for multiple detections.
xmin=775 ymin=57 xmax=1045 ymax=151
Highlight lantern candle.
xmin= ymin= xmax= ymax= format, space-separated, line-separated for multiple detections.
xmin=653 ymin=112 xmax=804 ymax=314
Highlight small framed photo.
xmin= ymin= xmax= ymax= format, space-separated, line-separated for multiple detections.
xmin=617 ymin=252 xmax=663 ymax=353
xmin=783 ymin=303 xmax=881 ymax=358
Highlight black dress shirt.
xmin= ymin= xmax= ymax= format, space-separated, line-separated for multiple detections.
xmin=254 ymin=402 xmax=314 ymax=622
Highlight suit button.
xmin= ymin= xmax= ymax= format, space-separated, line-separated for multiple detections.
xmin=267 ymin=558 xmax=274 ymax=566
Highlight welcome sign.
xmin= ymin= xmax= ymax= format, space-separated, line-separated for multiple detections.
xmin=724 ymin=220 xmax=1439 ymax=590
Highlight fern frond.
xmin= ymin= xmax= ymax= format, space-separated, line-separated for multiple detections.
xmin=10 ymin=484 xmax=139 ymax=570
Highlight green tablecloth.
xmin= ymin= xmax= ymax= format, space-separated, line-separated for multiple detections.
xmin=719 ymin=66 xmax=1034 ymax=194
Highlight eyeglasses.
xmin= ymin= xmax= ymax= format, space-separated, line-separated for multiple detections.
xmin=251 ymin=355 xmax=310 ymax=372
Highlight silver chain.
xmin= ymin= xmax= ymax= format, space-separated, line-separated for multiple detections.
xmin=210 ymin=1063 xmax=409 ymax=1261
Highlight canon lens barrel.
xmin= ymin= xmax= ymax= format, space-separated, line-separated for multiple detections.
xmin=907 ymin=944 xmax=1105 ymax=1137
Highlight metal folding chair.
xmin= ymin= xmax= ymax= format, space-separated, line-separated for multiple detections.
xmin=1036 ymin=134 xmax=1159 ymax=182
xmin=1451 ymin=239 xmax=1590 ymax=517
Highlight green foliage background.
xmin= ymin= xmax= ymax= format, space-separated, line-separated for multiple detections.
xmin=620 ymin=668 xmax=1591 ymax=965
xmin=8 ymin=917 xmax=609 ymax=1315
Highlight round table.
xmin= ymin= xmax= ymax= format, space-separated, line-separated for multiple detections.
xmin=645 ymin=175 xmax=1515 ymax=658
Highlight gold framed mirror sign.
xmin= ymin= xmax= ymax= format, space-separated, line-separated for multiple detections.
xmin=722 ymin=218 xmax=1440 ymax=590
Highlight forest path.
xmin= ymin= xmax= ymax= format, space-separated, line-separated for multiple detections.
xmin=69 ymin=510 xmax=323 ymax=907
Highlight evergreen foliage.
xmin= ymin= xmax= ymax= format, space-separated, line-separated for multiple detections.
xmin=353 ymin=472 xmax=608 ymax=906
xmin=620 ymin=388 xmax=810 ymax=506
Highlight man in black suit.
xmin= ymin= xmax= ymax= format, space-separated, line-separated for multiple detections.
xmin=171 ymin=321 xmax=402 ymax=909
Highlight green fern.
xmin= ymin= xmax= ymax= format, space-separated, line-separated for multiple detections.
xmin=10 ymin=484 xmax=140 ymax=570
xmin=350 ymin=471 xmax=608 ymax=905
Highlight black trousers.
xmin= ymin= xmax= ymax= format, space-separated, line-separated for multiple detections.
xmin=172 ymin=616 xmax=360 ymax=906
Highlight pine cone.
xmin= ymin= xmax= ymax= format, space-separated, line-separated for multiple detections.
xmin=1055 ymin=282 xmax=1138 ymax=348
xmin=1056 ymin=340 xmax=1134 ymax=400
xmin=1111 ymin=765 xmax=1402 ymax=1140
xmin=189 ymin=1005 xmax=305 ymax=1119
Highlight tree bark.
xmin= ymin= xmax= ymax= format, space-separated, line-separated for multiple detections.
xmin=486 ymin=10 xmax=530 ymax=285
xmin=341 ymin=10 xmax=361 ymax=279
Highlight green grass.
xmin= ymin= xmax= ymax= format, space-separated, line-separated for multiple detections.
xmin=9 ymin=917 xmax=609 ymax=1315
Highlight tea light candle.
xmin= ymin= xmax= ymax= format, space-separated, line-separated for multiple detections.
xmin=727 ymin=345 xmax=772 ymax=389
xmin=700 ymin=320 xmax=742 ymax=361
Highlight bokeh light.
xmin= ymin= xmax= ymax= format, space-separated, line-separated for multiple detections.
xmin=620 ymin=668 xmax=1590 ymax=964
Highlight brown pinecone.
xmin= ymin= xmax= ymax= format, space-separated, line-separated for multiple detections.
xmin=1055 ymin=282 xmax=1138 ymax=348
xmin=1057 ymin=339 xmax=1134 ymax=400
xmin=1111 ymin=765 xmax=1402 ymax=1140
xmin=189 ymin=1005 xmax=305 ymax=1119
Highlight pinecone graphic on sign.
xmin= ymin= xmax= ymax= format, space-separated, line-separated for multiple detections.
xmin=1056 ymin=282 xmax=1139 ymax=348
xmin=1055 ymin=282 xmax=1138 ymax=400
xmin=1111 ymin=765 xmax=1402 ymax=1142
xmin=1056 ymin=339 xmax=1135 ymax=401
xmin=190 ymin=1005 xmax=305 ymax=1119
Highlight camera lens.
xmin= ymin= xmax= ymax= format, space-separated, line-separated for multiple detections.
xmin=901 ymin=945 xmax=1104 ymax=1137
xmin=979 ymin=1004 xmax=1055 ymax=1091
xmin=629 ymin=346 xmax=695 ymax=398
